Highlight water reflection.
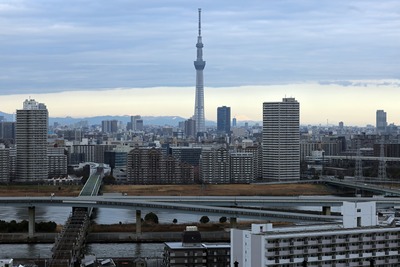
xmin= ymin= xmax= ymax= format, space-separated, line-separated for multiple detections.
xmin=0 ymin=243 xmax=164 ymax=258
xmin=0 ymin=206 xmax=221 ymax=225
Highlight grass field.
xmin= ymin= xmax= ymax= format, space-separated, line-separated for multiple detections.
xmin=0 ymin=183 xmax=335 ymax=197
xmin=0 ymin=184 xmax=83 ymax=197
xmin=102 ymin=183 xmax=334 ymax=196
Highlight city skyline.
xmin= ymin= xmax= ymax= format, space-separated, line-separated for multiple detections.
xmin=0 ymin=81 xmax=399 ymax=126
xmin=0 ymin=1 xmax=399 ymax=125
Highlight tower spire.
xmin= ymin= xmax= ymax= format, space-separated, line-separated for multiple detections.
xmin=198 ymin=8 xmax=201 ymax=36
xmin=193 ymin=8 xmax=206 ymax=134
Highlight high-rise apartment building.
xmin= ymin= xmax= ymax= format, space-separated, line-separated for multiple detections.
xmin=200 ymin=147 xmax=230 ymax=184
xmin=262 ymin=97 xmax=300 ymax=181
xmin=0 ymin=144 xmax=10 ymax=182
xmin=136 ymin=119 xmax=143 ymax=131
xmin=217 ymin=106 xmax=231 ymax=134
xmin=101 ymin=120 xmax=118 ymax=133
xmin=376 ymin=110 xmax=387 ymax=133
xmin=193 ymin=8 xmax=206 ymax=134
xmin=130 ymin=115 xmax=142 ymax=131
xmin=237 ymin=144 xmax=263 ymax=180
xmin=48 ymin=147 xmax=67 ymax=178
xmin=68 ymin=144 xmax=115 ymax=164
xmin=127 ymin=146 xmax=194 ymax=184
xmin=232 ymin=117 xmax=237 ymax=128
xmin=16 ymin=99 xmax=48 ymax=181
xmin=0 ymin=121 xmax=15 ymax=144
xmin=184 ymin=118 xmax=196 ymax=138
xmin=230 ymin=152 xmax=254 ymax=183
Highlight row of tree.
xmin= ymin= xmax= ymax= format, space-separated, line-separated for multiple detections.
xmin=0 ymin=220 xmax=57 ymax=233
xmin=144 ymin=212 xmax=228 ymax=225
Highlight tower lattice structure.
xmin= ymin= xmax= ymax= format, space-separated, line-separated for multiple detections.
xmin=193 ymin=8 xmax=206 ymax=134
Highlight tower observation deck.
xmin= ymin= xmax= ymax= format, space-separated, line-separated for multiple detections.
xmin=193 ymin=8 xmax=206 ymax=134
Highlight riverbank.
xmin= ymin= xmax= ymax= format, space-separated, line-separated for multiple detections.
xmin=0 ymin=230 xmax=230 ymax=244
xmin=102 ymin=183 xmax=335 ymax=196
xmin=0 ymin=183 xmax=336 ymax=197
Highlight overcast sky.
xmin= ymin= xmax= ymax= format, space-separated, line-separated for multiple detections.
xmin=0 ymin=1 xmax=399 ymax=125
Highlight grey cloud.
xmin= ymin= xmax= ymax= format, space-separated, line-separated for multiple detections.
xmin=0 ymin=0 xmax=399 ymax=94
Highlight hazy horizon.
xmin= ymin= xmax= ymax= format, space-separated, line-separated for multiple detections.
xmin=1 ymin=79 xmax=399 ymax=127
xmin=0 ymin=1 xmax=399 ymax=127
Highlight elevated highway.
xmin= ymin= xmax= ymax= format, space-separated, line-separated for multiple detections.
xmin=322 ymin=177 xmax=400 ymax=197
xmin=0 ymin=196 xmax=342 ymax=223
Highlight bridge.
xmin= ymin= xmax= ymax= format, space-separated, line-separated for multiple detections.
xmin=321 ymin=177 xmax=400 ymax=197
xmin=6 ymin=193 xmax=400 ymax=229
xmin=0 ymin=195 xmax=343 ymax=223
xmin=48 ymin=169 xmax=104 ymax=267
xmin=7 ymin=175 xmax=400 ymax=267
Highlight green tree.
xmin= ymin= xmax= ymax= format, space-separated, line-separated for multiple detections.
xmin=173 ymin=218 xmax=178 ymax=224
xmin=200 ymin=216 xmax=210 ymax=224
xmin=219 ymin=216 xmax=227 ymax=223
xmin=144 ymin=212 xmax=159 ymax=224
xmin=103 ymin=175 xmax=116 ymax=185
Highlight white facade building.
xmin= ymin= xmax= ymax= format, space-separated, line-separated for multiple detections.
xmin=262 ymin=97 xmax=300 ymax=181
xmin=231 ymin=202 xmax=400 ymax=267
xmin=0 ymin=259 xmax=13 ymax=267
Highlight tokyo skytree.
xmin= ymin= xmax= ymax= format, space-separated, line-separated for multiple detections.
xmin=193 ymin=8 xmax=206 ymax=134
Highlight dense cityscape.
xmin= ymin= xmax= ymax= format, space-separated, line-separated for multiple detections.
xmin=1 ymin=2 xmax=400 ymax=267
xmin=0 ymin=98 xmax=398 ymax=185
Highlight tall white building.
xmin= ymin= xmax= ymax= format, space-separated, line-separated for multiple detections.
xmin=262 ymin=97 xmax=299 ymax=181
xmin=231 ymin=202 xmax=400 ymax=267
xmin=16 ymin=99 xmax=48 ymax=181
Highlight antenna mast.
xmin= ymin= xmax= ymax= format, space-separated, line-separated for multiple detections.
xmin=198 ymin=8 xmax=201 ymax=36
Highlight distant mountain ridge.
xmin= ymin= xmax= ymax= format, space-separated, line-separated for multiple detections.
xmin=49 ymin=115 xmax=196 ymax=127
xmin=0 ymin=111 xmax=262 ymax=127
xmin=0 ymin=111 xmax=14 ymax=121
xmin=0 ymin=111 xmax=217 ymax=127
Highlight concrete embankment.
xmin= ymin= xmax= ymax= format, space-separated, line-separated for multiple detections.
xmin=0 ymin=231 xmax=230 ymax=244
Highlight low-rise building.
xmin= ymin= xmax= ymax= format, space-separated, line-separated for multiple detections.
xmin=164 ymin=226 xmax=230 ymax=267
xmin=231 ymin=202 xmax=400 ymax=266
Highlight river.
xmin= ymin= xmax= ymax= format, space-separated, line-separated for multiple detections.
xmin=0 ymin=243 xmax=165 ymax=258
xmin=0 ymin=206 xmax=221 ymax=225
xmin=0 ymin=203 xmax=340 ymax=258
xmin=0 ymin=206 xmax=220 ymax=259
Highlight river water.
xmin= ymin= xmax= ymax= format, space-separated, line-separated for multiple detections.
xmin=0 ymin=206 xmax=221 ymax=225
xmin=0 ymin=206 xmax=220 ymax=259
xmin=0 ymin=204 xmax=340 ymax=258
xmin=0 ymin=243 xmax=165 ymax=258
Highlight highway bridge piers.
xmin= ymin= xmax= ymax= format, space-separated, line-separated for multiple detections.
xmin=230 ymin=217 xmax=237 ymax=228
xmin=322 ymin=206 xmax=331 ymax=215
xmin=136 ymin=210 xmax=141 ymax=234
